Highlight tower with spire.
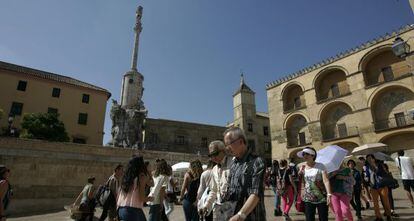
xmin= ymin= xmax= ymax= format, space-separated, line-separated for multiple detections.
xmin=233 ymin=74 xmax=256 ymax=129
xmin=231 ymin=74 xmax=271 ymax=162
xmin=110 ymin=6 xmax=147 ymax=148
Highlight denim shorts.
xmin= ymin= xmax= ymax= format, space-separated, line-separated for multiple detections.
xmin=118 ymin=206 xmax=146 ymax=221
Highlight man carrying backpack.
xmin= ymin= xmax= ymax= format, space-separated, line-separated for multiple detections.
xmin=99 ymin=164 xmax=124 ymax=221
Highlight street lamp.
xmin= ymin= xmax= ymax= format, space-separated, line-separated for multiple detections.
xmin=392 ymin=37 xmax=412 ymax=58
xmin=7 ymin=115 xmax=14 ymax=136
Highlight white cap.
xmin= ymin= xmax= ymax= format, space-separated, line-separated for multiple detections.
xmin=297 ymin=148 xmax=316 ymax=158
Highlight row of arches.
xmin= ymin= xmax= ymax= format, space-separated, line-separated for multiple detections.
xmin=288 ymin=131 xmax=414 ymax=159
xmin=282 ymin=46 xmax=410 ymax=112
xmin=284 ymin=85 xmax=414 ymax=147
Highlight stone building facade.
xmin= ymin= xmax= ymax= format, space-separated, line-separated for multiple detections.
xmin=266 ymin=25 xmax=414 ymax=160
xmin=0 ymin=61 xmax=111 ymax=145
xmin=229 ymin=75 xmax=272 ymax=162
xmin=144 ymin=118 xmax=226 ymax=155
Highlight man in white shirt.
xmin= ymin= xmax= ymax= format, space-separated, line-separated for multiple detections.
xmin=395 ymin=150 xmax=414 ymax=208
xmin=199 ymin=140 xmax=233 ymax=221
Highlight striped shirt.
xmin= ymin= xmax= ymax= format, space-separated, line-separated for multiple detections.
xmin=226 ymin=149 xmax=266 ymax=221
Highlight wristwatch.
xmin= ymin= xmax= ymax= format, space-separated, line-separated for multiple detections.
xmin=327 ymin=193 xmax=332 ymax=197
xmin=237 ymin=211 xmax=247 ymax=220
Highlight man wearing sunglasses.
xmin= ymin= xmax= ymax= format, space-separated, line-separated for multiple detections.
xmin=199 ymin=140 xmax=233 ymax=221
xmin=224 ymin=127 xmax=266 ymax=221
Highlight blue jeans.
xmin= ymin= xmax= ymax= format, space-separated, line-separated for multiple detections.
xmin=182 ymin=199 xmax=199 ymax=221
xmin=148 ymin=204 xmax=161 ymax=221
xmin=272 ymin=186 xmax=281 ymax=209
xmin=118 ymin=207 xmax=146 ymax=221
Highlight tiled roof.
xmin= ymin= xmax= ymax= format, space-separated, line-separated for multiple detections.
xmin=266 ymin=24 xmax=414 ymax=90
xmin=0 ymin=61 xmax=111 ymax=98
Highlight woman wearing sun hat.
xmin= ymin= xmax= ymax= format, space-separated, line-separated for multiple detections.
xmin=297 ymin=147 xmax=332 ymax=221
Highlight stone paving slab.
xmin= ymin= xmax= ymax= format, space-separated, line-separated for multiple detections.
xmin=9 ymin=188 xmax=414 ymax=221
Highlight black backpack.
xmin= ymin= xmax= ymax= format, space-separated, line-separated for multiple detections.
xmin=95 ymin=180 xmax=115 ymax=207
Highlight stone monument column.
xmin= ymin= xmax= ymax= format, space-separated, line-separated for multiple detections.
xmin=111 ymin=6 xmax=147 ymax=148
xmin=120 ymin=6 xmax=145 ymax=109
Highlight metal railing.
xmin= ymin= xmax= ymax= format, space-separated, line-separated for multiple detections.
xmin=322 ymin=124 xmax=359 ymax=141
xmin=317 ymin=87 xmax=351 ymax=103
xmin=373 ymin=114 xmax=414 ymax=131
xmin=365 ymin=65 xmax=412 ymax=87
xmin=283 ymin=104 xmax=307 ymax=113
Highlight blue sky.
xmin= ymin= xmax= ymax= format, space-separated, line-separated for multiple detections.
xmin=0 ymin=1 xmax=413 ymax=144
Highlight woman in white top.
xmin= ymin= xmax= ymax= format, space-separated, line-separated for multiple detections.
xmin=117 ymin=156 xmax=153 ymax=221
xmin=148 ymin=159 xmax=170 ymax=221
xmin=297 ymin=147 xmax=332 ymax=221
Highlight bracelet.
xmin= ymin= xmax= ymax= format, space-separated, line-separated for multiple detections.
xmin=327 ymin=193 xmax=332 ymax=196
xmin=237 ymin=211 xmax=247 ymax=220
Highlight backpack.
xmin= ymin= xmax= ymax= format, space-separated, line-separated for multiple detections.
xmin=95 ymin=179 xmax=115 ymax=207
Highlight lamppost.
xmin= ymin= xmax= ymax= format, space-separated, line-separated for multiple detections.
xmin=392 ymin=36 xmax=414 ymax=58
xmin=7 ymin=115 xmax=14 ymax=136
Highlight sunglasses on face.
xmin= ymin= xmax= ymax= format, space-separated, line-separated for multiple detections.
xmin=208 ymin=150 xmax=220 ymax=158
xmin=225 ymin=138 xmax=240 ymax=147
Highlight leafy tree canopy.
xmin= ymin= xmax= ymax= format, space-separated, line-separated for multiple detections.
xmin=20 ymin=113 xmax=69 ymax=142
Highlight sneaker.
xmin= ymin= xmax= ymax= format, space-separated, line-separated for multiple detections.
xmin=274 ymin=209 xmax=282 ymax=216
xmin=390 ymin=211 xmax=399 ymax=217
xmin=283 ymin=213 xmax=291 ymax=221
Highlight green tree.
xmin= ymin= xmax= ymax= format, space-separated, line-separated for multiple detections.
xmin=20 ymin=113 xmax=69 ymax=142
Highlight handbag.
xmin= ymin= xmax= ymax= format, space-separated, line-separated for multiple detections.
xmin=276 ymin=169 xmax=288 ymax=196
xmin=375 ymin=163 xmax=398 ymax=189
xmin=198 ymin=187 xmax=213 ymax=216
xmin=295 ymin=173 xmax=305 ymax=213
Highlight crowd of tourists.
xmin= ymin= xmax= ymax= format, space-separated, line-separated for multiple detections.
xmin=267 ymin=148 xmax=414 ymax=221
xmin=69 ymin=127 xmax=266 ymax=221
xmin=2 ymin=127 xmax=414 ymax=221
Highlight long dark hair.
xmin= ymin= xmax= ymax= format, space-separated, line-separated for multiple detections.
xmin=0 ymin=166 xmax=8 ymax=180
xmin=121 ymin=156 xmax=148 ymax=193
xmin=189 ymin=160 xmax=203 ymax=179
xmin=154 ymin=159 xmax=171 ymax=177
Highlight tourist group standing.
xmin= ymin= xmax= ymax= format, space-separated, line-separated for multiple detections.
xmin=64 ymin=127 xmax=414 ymax=221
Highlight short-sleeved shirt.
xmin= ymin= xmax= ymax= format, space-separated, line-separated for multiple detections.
xmin=351 ymin=168 xmax=362 ymax=190
xmin=279 ymin=168 xmax=292 ymax=186
xmin=395 ymin=156 xmax=414 ymax=180
xmin=148 ymin=175 xmax=167 ymax=205
xmin=81 ymin=183 xmax=94 ymax=204
xmin=303 ymin=162 xmax=327 ymax=204
xmin=226 ymin=150 xmax=266 ymax=221
xmin=331 ymin=168 xmax=354 ymax=196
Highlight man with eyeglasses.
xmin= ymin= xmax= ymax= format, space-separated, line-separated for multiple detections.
xmin=224 ymin=127 xmax=266 ymax=221
xmin=199 ymin=140 xmax=233 ymax=221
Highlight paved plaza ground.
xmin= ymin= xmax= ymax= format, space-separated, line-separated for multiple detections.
xmin=9 ymin=187 xmax=414 ymax=221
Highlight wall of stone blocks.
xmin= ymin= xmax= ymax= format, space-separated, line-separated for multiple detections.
xmin=0 ymin=138 xmax=206 ymax=216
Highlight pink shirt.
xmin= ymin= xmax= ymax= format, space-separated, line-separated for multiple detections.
xmin=117 ymin=178 xmax=145 ymax=209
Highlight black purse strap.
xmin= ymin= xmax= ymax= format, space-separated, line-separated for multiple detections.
xmin=398 ymin=156 xmax=402 ymax=175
